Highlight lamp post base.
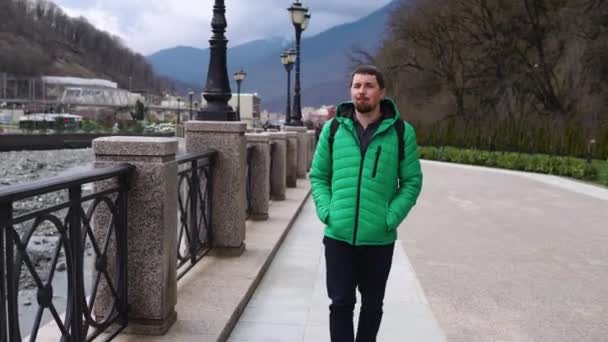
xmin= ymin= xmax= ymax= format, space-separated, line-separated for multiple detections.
xmin=195 ymin=110 xmax=237 ymax=121
xmin=194 ymin=102 xmax=237 ymax=121
xmin=285 ymin=119 xmax=303 ymax=127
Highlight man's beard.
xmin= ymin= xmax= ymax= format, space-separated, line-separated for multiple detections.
xmin=355 ymin=103 xmax=375 ymax=114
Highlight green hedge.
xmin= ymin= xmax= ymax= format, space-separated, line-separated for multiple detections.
xmin=414 ymin=115 xmax=608 ymax=160
xmin=419 ymin=146 xmax=599 ymax=181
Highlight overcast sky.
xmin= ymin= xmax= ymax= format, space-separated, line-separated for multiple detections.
xmin=53 ymin=0 xmax=393 ymax=55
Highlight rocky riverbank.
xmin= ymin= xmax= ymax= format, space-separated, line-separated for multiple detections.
xmin=0 ymin=148 xmax=94 ymax=186
xmin=1 ymin=149 xmax=97 ymax=309
xmin=1 ymin=148 xmax=98 ymax=335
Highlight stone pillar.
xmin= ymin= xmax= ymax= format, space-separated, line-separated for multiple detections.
xmin=285 ymin=131 xmax=298 ymax=188
xmin=307 ymin=130 xmax=316 ymax=170
xmin=185 ymin=121 xmax=247 ymax=254
xmin=246 ymin=133 xmax=270 ymax=220
xmin=269 ymin=132 xmax=287 ymax=201
xmin=284 ymin=126 xmax=308 ymax=178
xmin=93 ymin=136 xmax=178 ymax=335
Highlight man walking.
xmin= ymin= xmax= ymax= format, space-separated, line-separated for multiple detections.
xmin=310 ymin=65 xmax=423 ymax=342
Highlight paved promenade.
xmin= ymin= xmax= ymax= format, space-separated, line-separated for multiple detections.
xmin=106 ymin=180 xmax=314 ymax=342
xmin=403 ymin=161 xmax=608 ymax=342
xmin=227 ymin=196 xmax=446 ymax=341
xmin=85 ymin=159 xmax=606 ymax=342
xmin=228 ymin=160 xmax=608 ymax=342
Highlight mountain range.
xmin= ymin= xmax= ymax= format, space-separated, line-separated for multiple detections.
xmin=147 ymin=1 xmax=397 ymax=112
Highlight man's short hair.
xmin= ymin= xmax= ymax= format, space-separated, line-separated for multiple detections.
xmin=351 ymin=65 xmax=385 ymax=89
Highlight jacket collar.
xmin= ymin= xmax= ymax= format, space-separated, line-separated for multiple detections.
xmin=334 ymin=98 xmax=401 ymax=136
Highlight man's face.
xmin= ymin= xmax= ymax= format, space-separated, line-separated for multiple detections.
xmin=351 ymin=73 xmax=385 ymax=114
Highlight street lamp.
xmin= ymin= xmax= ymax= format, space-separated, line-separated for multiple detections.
xmin=188 ymin=91 xmax=194 ymax=120
xmin=195 ymin=0 xmax=236 ymax=121
xmin=177 ymin=97 xmax=181 ymax=125
xmin=281 ymin=49 xmax=296 ymax=125
xmin=287 ymin=1 xmax=310 ymax=126
xmin=233 ymin=69 xmax=247 ymax=121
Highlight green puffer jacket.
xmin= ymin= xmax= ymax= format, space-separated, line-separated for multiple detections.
xmin=310 ymin=99 xmax=423 ymax=246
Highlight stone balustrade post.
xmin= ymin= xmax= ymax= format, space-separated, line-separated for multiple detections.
xmin=185 ymin=121 xmax=247 ymax=255
xmin=284 ymin=126 xmax=308 ymax=178
xmin=246 ymin=133 xmax=271 ymax=220
xmin=269 ymin=132 xmax=287 ymax=201
xmin=93 ymin=136 xmax=178 ymax=335
xmin=307 ymin=130 xmax=316 ymax=170
xmin=285 ymin=131 xmax=298 ymax=188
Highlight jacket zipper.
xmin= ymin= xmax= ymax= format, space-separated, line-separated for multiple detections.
xmin=352 ymin=149 xmax=365 ymax=245
xmin=372 ymin=146 xmax=382 ymax=178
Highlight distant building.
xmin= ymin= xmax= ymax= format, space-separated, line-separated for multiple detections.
xmin=41 ymin=76 xmax=118 ymax=89
xmin=307 ymin=105 xmax=334 ymax=128
xmin=0 ymin=103 xmax=24 ymax=124
xmin=260 ymin=110 xmax=285 ymax=125
xmin=1 ymin=74 xmax=119 ymax=103
xmin=160 ymin=96 xmax=183 ymax=109
xmin=0 ymin=108 xmax=24 ymax=124
xmin=199 ymin=93 xmax=262 ymax=129
xmin=41 ymin=76 xmax=118 ymax=102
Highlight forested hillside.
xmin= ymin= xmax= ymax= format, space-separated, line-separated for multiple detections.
xmin=367 ymin=0 xmax=608 ymax=158
xmin=0 ymin=0 xmax=174 ymax=93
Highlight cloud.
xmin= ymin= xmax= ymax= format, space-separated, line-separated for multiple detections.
xmin=53 ymin=0 xmax=393 ymax=55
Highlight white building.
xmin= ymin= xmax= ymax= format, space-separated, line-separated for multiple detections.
xmin=199 ymin=93 xmax=262 ymax=128
xmin=41 ymin=76 xmax=118 ymax=102
xmin=0 ymin=108 xmax=23 ymax=124
xmin=41 ymin=76 xmax=118 ymax=89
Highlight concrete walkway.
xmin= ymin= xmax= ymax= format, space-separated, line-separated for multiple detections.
xmin=227 ymin=198 xmax=446 ymax=342
xmin=103 ymin=179 xmax=313 ymax=342
xmin=402 ymin=161 xmax=608 ymax=342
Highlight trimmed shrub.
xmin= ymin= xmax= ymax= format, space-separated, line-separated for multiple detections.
xmin=419 ymin=146 xmax=600 ymax=182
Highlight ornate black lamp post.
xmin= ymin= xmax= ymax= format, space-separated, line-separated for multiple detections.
xmin=281 ymin=49 xmax=296 ymax=125
xmin=287 ymin=1 xmax=310 ymax=126
xmin=195 ymin=0 xmax=236 ymax=121
xmin=176 ymin=97 xmax=181 ymax=124
xmin=233 ymin=69 xmax=246 ymax=121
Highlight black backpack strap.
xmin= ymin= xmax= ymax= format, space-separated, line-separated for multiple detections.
xmin=328 ymin=119 xmax=340 ymax=157
xmin=395 ymin=119 xmax=405 ymax=162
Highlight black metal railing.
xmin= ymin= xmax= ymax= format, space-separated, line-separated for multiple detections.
xmin=176 ymin=150 xmax=217 ymax=280
xmin=0 ymin=164 xmax=134 ymax=342
xmin=245 ymin=145 xmax=255 ymax=218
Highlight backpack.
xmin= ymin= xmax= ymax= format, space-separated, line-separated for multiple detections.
xmin=327 ymin=118 xmax=405 ymax=163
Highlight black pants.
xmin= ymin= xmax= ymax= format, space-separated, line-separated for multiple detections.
xmin=323 ymin=236 xmax=395 ymax=342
